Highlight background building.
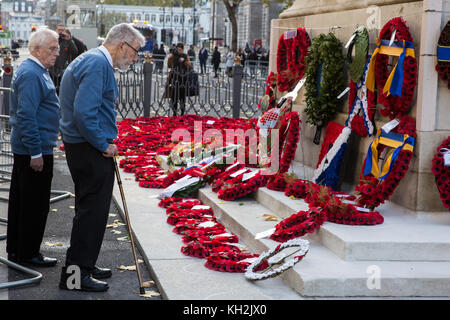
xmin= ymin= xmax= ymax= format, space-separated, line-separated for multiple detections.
xmin=1 ymin=0 xmax=45 ymax=42
xmin=99 ymin=3 xmax=210 ymax=46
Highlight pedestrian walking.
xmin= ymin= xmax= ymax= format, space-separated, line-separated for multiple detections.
xmin=58 ymin=23 xmax=145 ymax=292
xmin=226 ymin=48 xmax=234 ymax=77
xmin=212 ymin=46 xmax=221 ymax=78
xmin=199 ymin=44 xmax=208 ymax=74
xmin=7 ymin=28 xmax=60 ymax=268
xmin=164 ymin=42 xmax=191 ymax=116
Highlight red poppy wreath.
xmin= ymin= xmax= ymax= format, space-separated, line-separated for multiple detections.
xmin=431 ymin=136 xmax=450 ymax=211
xmin=436 ymin=20 xmax=450 ymax=89
xmin=276 ymin=27 xmax=311 ymax=92
xmin=366 ymin=17 xmax=418 ymax=119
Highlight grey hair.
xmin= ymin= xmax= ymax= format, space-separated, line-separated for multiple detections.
xmin=104 ymin=23 xmax=145 ymax=47
xmin=28 ymin=28 xmax=59 ymax=52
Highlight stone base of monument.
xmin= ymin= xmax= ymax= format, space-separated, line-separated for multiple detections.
xmin=112 ymin=156 xmax=450 ymax=298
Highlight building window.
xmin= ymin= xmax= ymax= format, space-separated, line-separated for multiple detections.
xmin=151 ymin=14 xmax=156 ymax=22
xmin=174 ymin=15 xmax=179 ymax=23
xmin=14 ymin=2 xmax=19 ymax=11
xmin=21 ymin=2 xmax=25 ymax=12
xmin=145 ymin=14 xmax=150 ymax=21
xmin=160 ymin=15 xmax=164 ymax=23
xmin=180 ymin=15 xmax=184 ymax=24
xmin=130 ymin=14 xmax=135 ymax=21
xmin=137 ymin=14 xmax=141 ymax=20
xmin=166 ymin=15 xmax=170 ymax=23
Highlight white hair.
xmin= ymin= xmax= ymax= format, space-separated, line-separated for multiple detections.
xmin=104 ymin=23 xmax=145 ymax=47
xmin=28 ymin=27 xmax=58 ymax=52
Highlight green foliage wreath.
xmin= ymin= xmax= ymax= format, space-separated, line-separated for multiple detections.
xmin=347 ymin=27 xmax=369 ymax=83
xmin=304 ymin=33 xmax=346 ymax=126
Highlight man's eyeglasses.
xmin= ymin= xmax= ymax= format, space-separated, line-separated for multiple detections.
xmin=124 ymin=41 xmax=139 ymax=55
xmin=48 ymin=46 xmax=60 ymax=53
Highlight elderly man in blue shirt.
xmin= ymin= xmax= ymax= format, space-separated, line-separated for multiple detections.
xmin=7 ymin=28 xmax=60 ymax=267
xmin=59 ymin=23 xmax=144 ymax=292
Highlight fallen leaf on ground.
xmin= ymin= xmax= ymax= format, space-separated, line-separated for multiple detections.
xmin=106 ymin=223 xmax=119 ymax=229
xmin=109 ymin=213 xmax=117 ymax=217
xmin=139 ymin=290 xmax=160 ymax=298
xmin=51 ymin=209 xmax=58 ymax=212
xmin=111 ymin=230 xmax=122 ymax=234
xmin=142 ymin=281 xmax=154 ymax=288
xmin=45 ymin=241 xmax=63 ymax=247
xmin=263 ymin=214 xmax=278 ymax=222
xmin=69 ymin=206 xmax=75 ymax=209
xmin=117 ymin=236 xmax=130 ymax=241
xmin=118 ymin=265 xmax=136 ymax=271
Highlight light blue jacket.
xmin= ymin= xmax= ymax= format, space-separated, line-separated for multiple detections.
xmin=59 ymin=48 xmax=118 ymax=152
xmin=9 ymin=59 xmax=60 ymax=156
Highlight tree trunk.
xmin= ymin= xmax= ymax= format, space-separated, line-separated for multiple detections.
xmin=222 ymin=0 xmax=242 ymax=52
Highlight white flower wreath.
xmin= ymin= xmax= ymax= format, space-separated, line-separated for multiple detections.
xmin=245 ymin=238 xmax=310 ymax=281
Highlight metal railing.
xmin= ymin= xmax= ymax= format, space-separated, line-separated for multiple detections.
xmin=115 ymin=58 xmax=265 ymax=120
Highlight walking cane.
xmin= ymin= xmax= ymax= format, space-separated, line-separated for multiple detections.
xmin=113 ymin=156 xmax=146 ymax=294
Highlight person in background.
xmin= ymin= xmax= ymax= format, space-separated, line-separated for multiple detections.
xmin=247 ymin=49 xmax=259 ymax=76
xmin=7 ymin=28 xmax=60 ymax=268
xmin=198 ymin=44 xmax=208 ymax=74
xmin=155 ymin=43 xmax=166 ymax=73
xmin=211 ymin=46 xmax=221 ymax=78
xmin=63 ymin=29 xmax=87 ymax=59
xmin=58 ymin=23 xmax=145 ymax=292
xmin=165 ymin=42 xmax=191 ymax=116
xmin=225 ymin=48 xmax=234 ymax=77
xmin=49 ymin=24 xmax=78 ymax=94
xmin=188 ymin=44 xmax=196 ymax=63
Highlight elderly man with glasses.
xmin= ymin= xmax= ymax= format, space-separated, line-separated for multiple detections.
xmin=7 ymin=28 xmax=60 ymax=268
xmin=58 ymin=23 xmax=145 ymax=292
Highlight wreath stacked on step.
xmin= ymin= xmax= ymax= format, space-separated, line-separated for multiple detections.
xmin=431 ymin=136 xmax=450 ymax=211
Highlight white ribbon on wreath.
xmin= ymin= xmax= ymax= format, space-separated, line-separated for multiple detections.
xmin=312 ymin=127 xmax=352 ymax=182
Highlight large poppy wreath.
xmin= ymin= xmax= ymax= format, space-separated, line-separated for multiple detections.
xmin=276 ymin=27 xmax=311 ymax=92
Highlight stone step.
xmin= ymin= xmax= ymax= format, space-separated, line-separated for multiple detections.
xmin=255 ymin=187 xmax=450 ymax=262
xmin=198 ymin=186 xmax=450 ymax=297
xmin=159 ymin=156 xmax=450 ymax=262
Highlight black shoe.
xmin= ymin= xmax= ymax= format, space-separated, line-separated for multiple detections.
xmin=92 ymin=266 xmax=112 ymax=279
xmin=20 ymin=253 xmax=57 ymax=267
xmin=59 ymin=267 xmax=109 ymax=292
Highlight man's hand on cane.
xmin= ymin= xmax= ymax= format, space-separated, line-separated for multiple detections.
xmin=102 ymin=144 xmax=118 ymax=158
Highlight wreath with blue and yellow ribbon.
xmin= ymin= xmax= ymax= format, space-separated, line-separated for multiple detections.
xmin=436 ymin=20 xmax=450 ymax=89
xmin=365 ymin=17 xmax=417 ymax=120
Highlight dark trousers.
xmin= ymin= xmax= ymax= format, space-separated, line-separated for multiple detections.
xmin=7 ymin=154 xmax=53 ymax=260
xmin=63 ymin=142 xmax=115 ymax=271
xmin=200 ymin=61 xmax=206 ymax=74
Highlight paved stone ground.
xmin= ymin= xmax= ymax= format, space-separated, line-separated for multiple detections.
xmin=0 ymin=146 xmax=161 ymax=300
